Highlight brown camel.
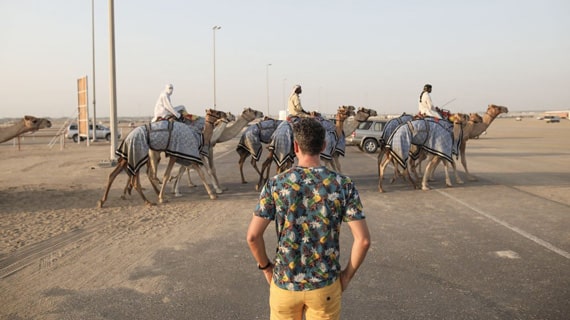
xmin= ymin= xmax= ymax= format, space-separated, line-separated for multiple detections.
xmin=459 ymin=104 xmax=509 ymax=181
xmin=407 ymin=104 xmax=507 ymax=182
xmin=409 ymin=112 xmax=483 ymax=180
xmin=327 ymin=107 xmax=378 ymax=172
xmin=0 ymin=115 xmax=52 ymax=143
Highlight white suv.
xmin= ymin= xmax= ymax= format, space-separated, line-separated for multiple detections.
xmin=65 ymin=123 xmax=120 ymax=142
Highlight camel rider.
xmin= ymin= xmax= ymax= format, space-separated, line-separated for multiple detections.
xmin=288 ymin=85 xmax=311 ymax=118
xmin=152 ymin=84 xmax=183 ymax=122
xmin=418 ymin=84 xmax=442 ymax=119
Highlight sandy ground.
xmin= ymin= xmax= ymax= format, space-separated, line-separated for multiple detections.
xmin=0 ymin=131 xmax=253 ymax=318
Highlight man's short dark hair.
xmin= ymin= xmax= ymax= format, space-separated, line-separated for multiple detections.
xmin=292 ymin=118 xmax=325 ymax=155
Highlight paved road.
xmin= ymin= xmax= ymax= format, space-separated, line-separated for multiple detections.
xmin=170 ymin=119 xmax=570 ymax=319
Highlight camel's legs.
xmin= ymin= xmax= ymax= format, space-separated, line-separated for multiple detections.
xmin=451 ymin=159 xmax=464 ymax=185
xmin=132 ymin=171 xmax=154 ymax=206
xmin=238 ymin=152 xmax=249 ymax=184
xmin=184 ymin=167 xmax=196 ymax=187
xmin=459 ymin=141 xmax=477 ymax=181
xmin=441 ymin=158 xmax=463 ymax=186
xmin=377 ymin=152 xmax=393 ymax=192
xmin=321 ymin=159 xmax=334 ymax=171
xmin=422 ymin=156 xmax=441 ymax=190
xmin=121 ymin=175 xmax=135 ymax=199
xmin=190 ymin=163 xmax=218 ymax=200
xmin=378 ymin=153 xmax=416 ymax=192
xmin=251 ymin=157 xmax=262 ymax=175
xmin=171 ymin=164 xmax=189 ymax=197
xmin=332 ymin=154 xmax=342 ymax=173
xmin=158 ymin=157 xmax=178 ymax=203
xmin=98 ymin=159 xmax=155 ymax=208
xmin=422 ymin=156 xmax=464 ymax=187
xmin=98 ymin=160 xmax=126 ymax=208
xmin=147 ymin=150 xmax=162 ymax=186
xmin=202 ymin=153 xmax=224 ymax=194
xmin=257 ymin=151 xmax=274 ymax=191
xmin=141 ymin=161 xmax=162 ymax=196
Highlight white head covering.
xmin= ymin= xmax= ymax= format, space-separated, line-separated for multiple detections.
xmin=290 ymin=84 xmax=301 ymax=98
xmin=165 ymin=84 xmax=174 ymax=95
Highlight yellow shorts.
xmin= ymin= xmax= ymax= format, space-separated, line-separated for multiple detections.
xmin=269 ymin=280 xmax=341 ymax=320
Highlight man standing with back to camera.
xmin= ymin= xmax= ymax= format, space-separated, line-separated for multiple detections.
xmin=246 ymin=117 xmax=371 ymax=319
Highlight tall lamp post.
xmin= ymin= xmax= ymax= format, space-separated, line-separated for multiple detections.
xmin=212 ymin=25 xmax=221 ymax=110
xmin=266 ymin=63 xmax=272 ymax=117
xmin=91 ymin=0 xmax=97 ymax=141
xmin=282 ymin=78 xmax=287 ymax=111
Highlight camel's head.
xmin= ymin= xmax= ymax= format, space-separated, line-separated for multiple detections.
xmin=335 ymin=110 xmax=348 ymax=122
xmin=242 ymin=107 xmax=264 ymax=122
xmin=24 ymin=115 xmax=52 ymax=131
xmin=487 ymin=104 xmax=509 ymax=117
xmin=448 ymin=113 xmax=466 ymax=124
xmin=337 ymin=106 xmax=355 ymax=117
xmin=353 ymin=107 xmax=377 ymax=122
xmin=358 ymin=107 xmax=378 ymax=117
xmin=226 ymin=112 xmax=236 ymax=122
xmin=205 ymin=109 xmax=228 ymax=124
xmin=469 ymin=113 xmax=483 ymax=124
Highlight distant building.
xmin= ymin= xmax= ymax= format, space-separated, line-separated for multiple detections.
xmin=543 ymin=110 xmax=569 ymax=119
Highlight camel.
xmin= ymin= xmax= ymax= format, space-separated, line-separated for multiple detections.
xmin=459 ymin=104 xmax=509 ymax=181
xmin=170 ymin=107 xmax=264 ymax=194
xmin=378 ymin=114 xmax=466 ymax=192
xmin=172 ymin=112 xmax=236 ymax=192
xmin=326 ymin=107 xmax=378 ymax=172
xmin=409 ymin=113 xmax=483 ymax=180
xmin=319 ymin=107 xmax=354 ymax=172
xmin=146 ymin=108 xmax=228 ymax=196
xmin=256 ymin=106 xmax=367 ymax=189
xmin=408 ymin=104 xmax=508 ymax=181
xmin=256 ymin=111 xmax=323 ymax=190
xmin=236 ymin=117 xmax=282 ymax=184
xmin=97 ymin=109 xmax=222 ymax=208
xmin=0 ymin=115 xmax=52 ymax=143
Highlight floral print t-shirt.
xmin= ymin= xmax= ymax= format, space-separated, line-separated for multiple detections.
xmin=254 ymin=166 xmax=365 ymax=291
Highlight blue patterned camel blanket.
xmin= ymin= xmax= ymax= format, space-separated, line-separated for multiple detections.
xmin=314 ymin=116 xmax=339 ymax=161
xmin=380 ymin=114 xmax=414 ymax=146
xmin=237 ymin=119 xmax=282 ymax=161
xmin=115 ymin=121 xmax=204 ymax=175
xmin=268 ymin=119 xmax=298 ymax=168
xmin=386 ymin=118 xmax=459 ymax=169
xmin=115 ymin=125 xmax=150 ymax=176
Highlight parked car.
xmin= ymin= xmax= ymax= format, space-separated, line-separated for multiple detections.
xmin=65 ymin=123 xmax=121 ymax=142
xmin=544 ymin=116 xmax=561 ymax=123
xmin=346 ymin=119 xmax=387 ymax=153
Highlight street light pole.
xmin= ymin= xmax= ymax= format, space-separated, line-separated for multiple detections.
xmin=282 ymin=78 xmax=287 ymax=111
xmin=266 ymin=63 xmax=272 ymax=117
xmin=91 ymin=0 xmax=97 ymax=141
xmin=212 ymin=25 xmax=221 ymax=110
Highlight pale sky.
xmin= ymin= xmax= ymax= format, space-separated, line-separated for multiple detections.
xmin=1 ymin=0 xmax=568 ymax=119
